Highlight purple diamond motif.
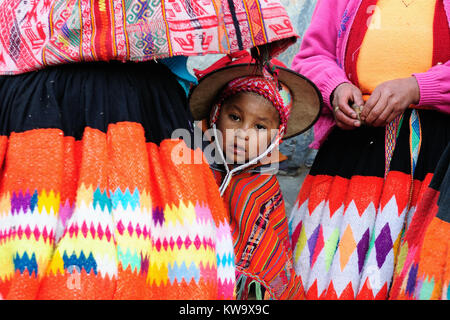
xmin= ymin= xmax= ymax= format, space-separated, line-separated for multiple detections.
xmin=307 ymin=225 xmax=320 ymax=266
xmin=357 ymin=229 xmax=370 ymax=273
xmin=375 ymin=223 xmax=393 ymax=268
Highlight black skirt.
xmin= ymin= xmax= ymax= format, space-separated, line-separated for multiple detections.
xmin=0 ymin=61 xmax=235 ymax=300
xmin=0 ymin=60 xmax=194 ymax=144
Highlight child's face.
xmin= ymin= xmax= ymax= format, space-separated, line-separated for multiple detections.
xmin=216 ymin=92 xmax=280 ymax=164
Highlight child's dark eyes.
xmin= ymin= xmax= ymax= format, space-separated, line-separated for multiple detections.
xmin=227 ymin=113 xmax=266 ymax=130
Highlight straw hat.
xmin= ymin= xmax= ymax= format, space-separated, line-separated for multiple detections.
xmin=189 ymin=54 xmax=323 ymax=139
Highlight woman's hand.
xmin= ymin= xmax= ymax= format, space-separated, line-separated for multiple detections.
xmin=360 ymin=77 xmax=420 ymax=127
xmin=331 ymin=82 xmax=365 ymax=130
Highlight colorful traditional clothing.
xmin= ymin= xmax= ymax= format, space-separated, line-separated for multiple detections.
xmin=187 ymin=48 xmax=322 ymax=299
xmin=0 ymin=61 xmax=236 ymax=300
xmin=0 ymin=0 xmax=297 ymax=75
xmin=288 ymin=0 xmax=450 ymax=300
xmin=0 ymin=0 xmax=299 ymax=300
xmin=389 ymin=143 xmax=450 ymax=300
xmin=294 ymin=0 xmax=450 ymax=150
xmin=212 ymin=162 xmax=304 ymax=300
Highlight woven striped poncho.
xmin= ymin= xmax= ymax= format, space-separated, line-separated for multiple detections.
xmin=212 ymin=166 xmax=304 ymax=300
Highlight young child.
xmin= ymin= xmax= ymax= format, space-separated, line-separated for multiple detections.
xmin=189 ymin=51 xmax=322 ymax=299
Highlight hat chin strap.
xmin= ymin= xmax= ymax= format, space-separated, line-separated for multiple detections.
xmin=212 ymin=124 xmax=281 ymax=196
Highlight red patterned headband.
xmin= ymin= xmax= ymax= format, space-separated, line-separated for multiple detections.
xmin=209 ymin=76 xmax=293 ymax=138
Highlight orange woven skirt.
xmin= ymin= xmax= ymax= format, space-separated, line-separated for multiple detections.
xmin=390 ymin=142 xmax=450 ymax=300
xmin=0 ymin=61 xmax=235 ymax=300
xmin=289 ymin=109 xmax=449 ymax=299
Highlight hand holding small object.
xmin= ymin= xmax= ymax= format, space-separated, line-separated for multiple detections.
xmin=359 ymin=77 xmax=420 ymax=127
xmin=331 ymin=82 xmax=365 ymax=130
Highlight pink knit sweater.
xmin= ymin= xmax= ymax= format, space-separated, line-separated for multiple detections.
xmin=292 ymin=0 xmax=450 ymax=149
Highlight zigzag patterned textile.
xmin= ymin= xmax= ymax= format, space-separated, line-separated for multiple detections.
xmin=0 ymin=61 xmax=235 ymax=300
xmin=0 ymin=0 xmax=297 ymax=75
xmin=288 ymin=109 xmax=450 ymax=300
xmin=389 ymin=143 xmax=450 ymax=300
